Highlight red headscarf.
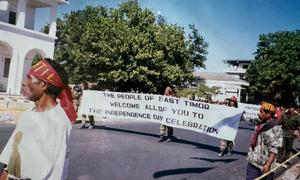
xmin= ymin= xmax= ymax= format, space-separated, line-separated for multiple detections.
xmin=28 ymin=59 xmax=77 ymax=123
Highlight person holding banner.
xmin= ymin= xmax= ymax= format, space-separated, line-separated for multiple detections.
xmin=0 ymin=58 xmax=76 ymax=180
xmin=218 ymin=96 xmax=237 ymax=156
xmin=246 ymin=102 xmax=282 ymax=180
xmin=72 ymin=84 xmax=83 ymax=113
xmin=79 ymin=82 xmax=96 ymax=129
xmin=158 ymin=86 xmax=174 ymax=142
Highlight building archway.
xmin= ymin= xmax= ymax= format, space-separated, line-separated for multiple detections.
xmin=0 ymin=41 xmax=13 ymax=92
xmin=22 ymin=49 xmax=46 ymax=83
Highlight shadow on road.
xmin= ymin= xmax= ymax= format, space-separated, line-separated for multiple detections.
xmin=94 ymin=125 xmax=159 ymax=138
xmin=153 ymin=168 xmax=214 ymax=179
xmin=189 ymin=157 xmax=238 ymax=163
xmin=173 ymin=137 xmax=248 ymax=156
xmin=92 ymin=125 xmax=248 ymax=156
xmin=238 ymin=126 xmax=254 ymax=131
xmin=152 ymin=167 xmax=214 ymax=179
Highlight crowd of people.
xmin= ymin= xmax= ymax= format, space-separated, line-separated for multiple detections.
xmin=0 ymin=58 xmax=299 ymax=180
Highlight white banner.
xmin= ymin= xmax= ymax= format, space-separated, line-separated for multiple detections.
xmin=79 ymin=91 xmax=244 ymax=141
xmin=239 ymin=103 xmax=260 ymax=121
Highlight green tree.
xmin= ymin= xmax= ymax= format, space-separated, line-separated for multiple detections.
xmin=246 ymin=30 xmax=300 ymax=105
xmin=32 ymin=53 xmax=43 ymax=65
xmin=54 ymin=1 xmax=208 ymax=93
xmin=176 ymin=84 xmax=220 ymax=100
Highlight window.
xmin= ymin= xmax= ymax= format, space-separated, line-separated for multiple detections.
xmin=8 ymin=11 xmax=16 ymax=25
xmin=3 ymin=58 xmax=11 ymax=78
xmin=242 ymin=65 xmax=249 ymax=69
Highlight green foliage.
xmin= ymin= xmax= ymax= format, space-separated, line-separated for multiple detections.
xmin=53 ymin=1 xmax=208 ymax=93
xmin=32 ymin=54 xmax=43 ymax=65
xmin=246 ymin=30 xmax=300 ymax=105
xmin=40 ymin=23 xmax=49 ymax=34
xmin=176 ymin=84 xmax=220 ymax=100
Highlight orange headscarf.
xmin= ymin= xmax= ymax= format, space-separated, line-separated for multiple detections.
xmin=28 ymin=59 xmax=77 ymax=123
xmin=261 ymin=102 xmax=275 ymax=112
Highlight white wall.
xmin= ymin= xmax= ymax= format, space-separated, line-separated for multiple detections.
xmin=201 ymin=80 xmax=242 ymax=102
xmin=0 ymin=24 xmax=55 ymax=94
xmin=0 ymin=0 xmax=64 ymax=94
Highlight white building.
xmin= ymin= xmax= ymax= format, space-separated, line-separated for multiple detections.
xmin=193 ymin=72 xmax=249 ymax=102
xmin=0 ymin=0 xmax=68 ymax=94
xmin=223 ymin=59 xmax=252 ymax=80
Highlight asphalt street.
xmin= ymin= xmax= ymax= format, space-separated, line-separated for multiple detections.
xmin=0 ymin=120 xmax=299 ymax=180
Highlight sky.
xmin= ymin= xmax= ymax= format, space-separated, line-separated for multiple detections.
xmin=36 ymin=0 xmax=300 ymax=72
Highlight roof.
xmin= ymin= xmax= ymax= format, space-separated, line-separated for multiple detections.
xmin=56 ymin=0 xmax=69 ymax=5
xmin=26 ymin=0 xmax=69 ymax=8
xmin=193 ymin=72 xmax=249 ymax=86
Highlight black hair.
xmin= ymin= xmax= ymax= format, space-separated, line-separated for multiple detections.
xmin=263 ymin=109 xmax=275 ymax=118
xmin=227 ymin=99 xmax=238 ymax=108
xmin=73 ymin=85 xmax=82 ymax=92
xmin=43 ymin=58 xmax=69 ymax=97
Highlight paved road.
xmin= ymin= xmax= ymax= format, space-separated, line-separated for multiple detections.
xmin=0 ymin=120 xmax=298 ymax=180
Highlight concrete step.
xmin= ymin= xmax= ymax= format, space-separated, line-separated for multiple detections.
xmin=0 ymin=94 xmax=34 ymax=123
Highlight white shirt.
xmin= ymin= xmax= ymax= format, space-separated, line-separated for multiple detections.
xmin=0 ymin=104 xmax=72 ymax=180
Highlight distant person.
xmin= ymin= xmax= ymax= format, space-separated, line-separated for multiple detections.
xmin=0 ymin=58 xmax=76 ymax=179
xmin=246 ymin=102 xmax=282 ymax=180
xmin=218 ymin=96 xmax=238 ymax=156
xmin=274 ymin=105 xmax=284 ymax=124
xmin=79 ymin=82 xmax=96 ymax=129
xmin=72 ymin=84 xmax=83 ymax=113
xmin=158 ymin=86 xmax=174 ymax=142
xmin=277 ymin=104 xmax=300 ymax=163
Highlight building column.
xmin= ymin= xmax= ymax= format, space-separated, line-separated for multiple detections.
xmin=6 ymin=50 xmax=19 ymax=95
xmin=49 ymin=4 xmax=58 ymax=37
xmin=15 ymin=53 xmax=26 ymax=95
xmin=16 ymin=0 xmax=26 ymax=28
xmin=237 ymin=88 xmax=241 ymax=102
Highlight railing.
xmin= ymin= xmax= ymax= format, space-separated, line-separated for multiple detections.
xmin=0 ymin=21 xmax=55 ymax=42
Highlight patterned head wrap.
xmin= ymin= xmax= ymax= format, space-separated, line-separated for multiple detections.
xmin=261 ymin=102 xmax=275 ymax=112
xmin=28 ymin=59 xmax=77 ymax=123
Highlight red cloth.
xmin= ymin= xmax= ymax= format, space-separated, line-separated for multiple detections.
xmin=275 ymin=107 xmax=283 ymax=124
xmin=28 ymin=60 xmax=77 ymax=123
xmin=250 ymin=119 xmax=278 ymax=150
xmin=250 ymin=124 xmax=263 ymax=150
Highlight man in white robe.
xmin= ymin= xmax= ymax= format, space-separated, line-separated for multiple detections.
xmin=0 ymin=58 xmax=77 ymax=180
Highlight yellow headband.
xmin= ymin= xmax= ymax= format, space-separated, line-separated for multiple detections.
xmin=261 ymin=102 xmax=275 ymax=112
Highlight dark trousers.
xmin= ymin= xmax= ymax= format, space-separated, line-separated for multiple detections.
xmin=277 ymin=137 xmax=294 ymax=163
xmin=82 ymin=114 xmax=95 ymax=126
xmin=160 ymin=124 xmax=173 ymax=137
xmin=246 ymin=163 xmax=274 ymax=180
